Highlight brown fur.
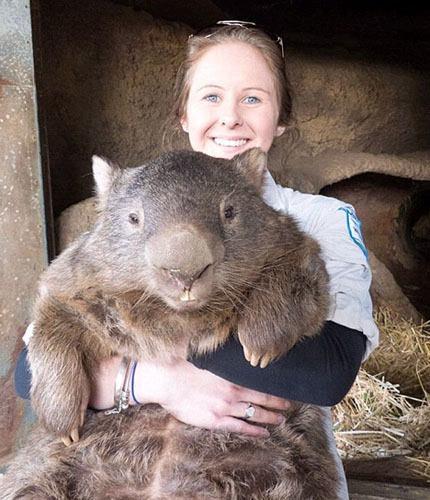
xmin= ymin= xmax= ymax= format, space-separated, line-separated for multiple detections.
xmin=2 ymin=149 xmax=339 ymax=499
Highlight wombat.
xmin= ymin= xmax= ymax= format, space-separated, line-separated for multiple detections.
xmin=2 ymin=149 xmax=339 ymax=499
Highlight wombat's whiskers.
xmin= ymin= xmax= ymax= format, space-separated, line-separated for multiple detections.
xmin=221 ymin=263 xmax=266 ymax=294
xmin=218 ymin=283 xmax=246 ymax=309
xmin=201 ymin=301 xmax=225 ymax=315
xmin=130 ymin=289 xmax=163 ymax=313
xmin=217 ymin=279 xmax=255 ymax=314
xmin=222 ymin=278 xmax=273 ymax=312
xmin=225 ymin=272 xmax=267 ymax=293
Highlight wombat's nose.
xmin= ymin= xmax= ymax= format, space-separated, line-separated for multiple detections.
xmin=168 ymin=264 xmax=211 ymax=291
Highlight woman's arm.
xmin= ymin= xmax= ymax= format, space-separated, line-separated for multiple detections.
xmin=15 ymin=319 xmax=363 ymax=431
xmin=14 ymin=347 xmax=32 ymax=400
xmin=14 ymin=346 xmax=289 ymax=437
xmin=191 ymin=321 xmax=366 ymax=406
xmin=16 ymin=321 xmax=365 ymax=409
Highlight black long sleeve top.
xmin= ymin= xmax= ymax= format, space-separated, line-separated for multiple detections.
xmin=190 ymin=321 xmax=366 ymax=406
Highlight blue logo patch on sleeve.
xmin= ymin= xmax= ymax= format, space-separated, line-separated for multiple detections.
xmin=338 ymin=207 xmax=369 ymax=259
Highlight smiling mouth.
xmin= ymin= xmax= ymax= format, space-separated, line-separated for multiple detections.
xmin=212 ymin=138 xmax=249 ymax=147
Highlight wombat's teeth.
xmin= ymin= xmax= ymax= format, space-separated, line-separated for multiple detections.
xmin=213 ymin=138 xmax=248 ymax=147
xmin=180 ymin=290 xmax=195 ymax=302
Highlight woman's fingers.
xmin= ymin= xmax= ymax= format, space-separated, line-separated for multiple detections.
xmin=230 ymin=402 xmax=285 ymax=426
xmin=215 ymin=416 xmax=270 ymax=437
xmin=238 ymin=388 xmax=290 ymax=411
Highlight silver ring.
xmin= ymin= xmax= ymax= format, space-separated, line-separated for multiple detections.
xmin=244 ymin=403 xmax=256 ymax=420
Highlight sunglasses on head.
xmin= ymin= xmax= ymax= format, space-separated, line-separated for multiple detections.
xmin=189 ymin=20 xmax=284 ymax=59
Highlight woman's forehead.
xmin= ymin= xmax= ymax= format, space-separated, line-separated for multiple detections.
xmin=189 ymin=42 xmax=277 ymax=92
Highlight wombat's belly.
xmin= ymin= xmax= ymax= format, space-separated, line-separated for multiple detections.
xmin=78 ymin=404 xmax=339 ymax=499
xmin=2 ymin=405 xmax=339 ymax=500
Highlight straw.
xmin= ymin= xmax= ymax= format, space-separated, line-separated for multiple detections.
xmin=364 ymin=308 xmax=430 ymax=396
xmin=333 ymin=308 xmax=430 ymax=480
xmin=333 ymin=371 xmax=430 ymax=479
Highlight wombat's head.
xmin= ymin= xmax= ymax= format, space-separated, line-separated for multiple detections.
xmin=92 ymin=149 xmax=274 ymax=312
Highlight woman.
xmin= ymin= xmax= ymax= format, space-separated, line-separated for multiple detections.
xmin=16 ymin=21 xmax=378 ymax=499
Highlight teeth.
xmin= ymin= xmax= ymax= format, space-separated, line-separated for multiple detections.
xmin=180 ymin=290 xmax=196 ymax=302
xmin=213 ymin=138 xmax=248 ymax=147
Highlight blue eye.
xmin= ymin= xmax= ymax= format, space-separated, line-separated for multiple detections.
xmin=204 ymin=94 xmax=220 ymax=103
xmin=243 ymin=96 xmax=261 ymax=104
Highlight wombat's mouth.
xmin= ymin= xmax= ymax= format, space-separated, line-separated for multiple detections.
xmin=155 ymin=280 xmax=214 ymax=312
xmin=147 ymin=277 xmax=213 ymax=312
xmin=159 ymin=293 xmax=209 ymax=313
xmin=148 ymin=262 xmax=216 ymax=312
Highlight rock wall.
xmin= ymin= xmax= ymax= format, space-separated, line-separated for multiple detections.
xmin=35 ymin=0 xmax=430 ymax=217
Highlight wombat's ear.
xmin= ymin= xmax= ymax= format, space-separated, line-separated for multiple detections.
xmin=232 ymin=148 xmax=267 ymax=193
xmin=92 ymin=155 xmax=121 ymax=208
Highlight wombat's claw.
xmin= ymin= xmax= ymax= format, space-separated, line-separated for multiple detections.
xmin=61 ymin=428 xmax=80 ymax=447
xmin=245 ymin=350 xmax=264 ymax=368
xmin=259 ymin=353 xmax=273 ymax=369
xmin=243 ymin=346 xmax=274 ymax=368
xmin=250 ymin=353 xmax=261 ymax=367
xmin=61 ymin=436 xmax=72 ymax=447
xmin=243 ymin=346 xmax=261 ymax=367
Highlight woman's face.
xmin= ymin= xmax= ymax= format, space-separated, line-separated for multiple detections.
xmin=181 ymin=41 xmax=285 ymax=160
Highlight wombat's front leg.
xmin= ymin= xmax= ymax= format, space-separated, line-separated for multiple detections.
xmin=28 ymin=296 xmax=107 ymax=445
xmin=238 ymin=238 xmax=329 ymax=368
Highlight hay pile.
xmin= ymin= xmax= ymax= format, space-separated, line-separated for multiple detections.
xmin=365 ymin=308 xmax=430 ymax=396
xmin=333 ymin=308 xmax=430 ymax=480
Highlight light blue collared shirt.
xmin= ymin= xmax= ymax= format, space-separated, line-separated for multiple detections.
xmin=262 ymin=170 xmax=379 ymax=360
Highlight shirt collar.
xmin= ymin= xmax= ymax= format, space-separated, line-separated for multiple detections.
xmin=261 ymin=168 xmax=286 ymax=212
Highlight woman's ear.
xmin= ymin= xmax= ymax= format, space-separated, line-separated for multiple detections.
xmin=276 ymin=125 xmax=286 ymax=137
xmin=180 ymin=116 xmax=189 ymax=133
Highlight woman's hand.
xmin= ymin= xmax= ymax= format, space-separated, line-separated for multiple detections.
xmin=135 ymin=358 xmax=289 ymax=437
xmin=89 ymin=357 xmax=289 ymax=437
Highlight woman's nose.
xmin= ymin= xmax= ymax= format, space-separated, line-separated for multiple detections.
xmin=220 ymin=102 xmax=243 ymax=128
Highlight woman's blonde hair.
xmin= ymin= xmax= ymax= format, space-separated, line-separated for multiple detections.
xmin=163 ymin=25 xmax=292 ymax=148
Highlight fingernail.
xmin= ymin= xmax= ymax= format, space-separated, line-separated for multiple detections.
xmin=277 ymin=415 xmax=286 ymax=424
xmin=262 ymin=429 xmax=270 ymax=438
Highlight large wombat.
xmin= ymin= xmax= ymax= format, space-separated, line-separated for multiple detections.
xmin=2 ymin=149 xmax=339 ymax=499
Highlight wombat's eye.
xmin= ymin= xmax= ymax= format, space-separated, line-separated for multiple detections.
xmin=224 ymin=206 xmax=236 ymax=220
xmin=128 ymin=213 xmax=140 ymax=225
